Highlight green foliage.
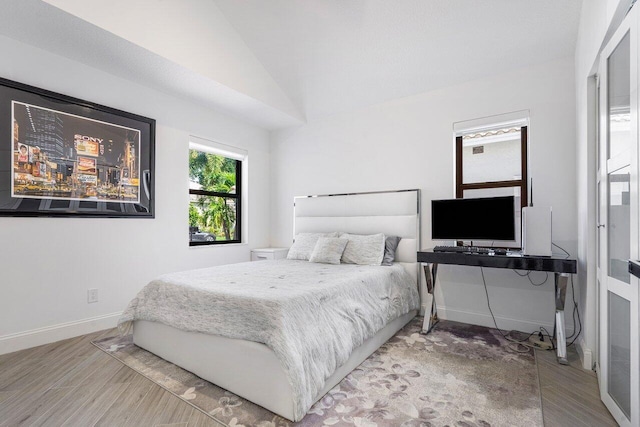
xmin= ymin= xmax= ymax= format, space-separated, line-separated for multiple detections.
xmin=189 ymin=150 xmax=238 ymax=240
xmin=188 ymin=203 xmax=201 ymax=228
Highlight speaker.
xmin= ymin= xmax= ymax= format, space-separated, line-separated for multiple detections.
xmin=522 ymin=206 xmax=552 ymax=256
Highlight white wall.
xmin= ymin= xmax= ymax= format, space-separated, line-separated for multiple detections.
xmin=270 ymin=56 xmax=577 ymax=333
xmin=0 ymin=35 xmax=271 ymax=354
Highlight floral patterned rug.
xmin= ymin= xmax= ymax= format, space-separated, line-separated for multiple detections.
xmin=93 ymin=318 xmax=543 ymax=427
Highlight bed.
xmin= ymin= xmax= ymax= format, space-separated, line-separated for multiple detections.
xmin=120 ymin=189 xmax=421 ymax=422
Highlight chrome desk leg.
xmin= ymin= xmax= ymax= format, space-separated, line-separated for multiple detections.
xmin=555 ymin=272 xmax=569 ymax=365
xmin=421 ymin=263 xmax=439 ymax=334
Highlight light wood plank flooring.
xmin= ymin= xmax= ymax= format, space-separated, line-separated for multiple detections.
xmin=0 ymin=329 xmax=616 ymax=426
xmin=536 ymin=347 xmax=617 ymax=427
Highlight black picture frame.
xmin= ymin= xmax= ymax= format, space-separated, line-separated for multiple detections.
xmin=0 ymin=77 xmax=155 ymax=218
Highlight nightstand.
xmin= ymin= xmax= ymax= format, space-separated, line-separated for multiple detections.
xmin=251 ymin=247 xmax=289 ymax=261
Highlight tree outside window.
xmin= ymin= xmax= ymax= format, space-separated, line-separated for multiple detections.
xmin=188 ymin=149 xmax=241 ymax=245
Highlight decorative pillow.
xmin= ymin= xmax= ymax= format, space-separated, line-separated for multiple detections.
xmin=309 ymin=237 xmax=349 ymax=265
xmin=382 ymin=235 xmax=402 ymax=266
xmin=340 ymin=233 xmax=386 ymax=265
xmin=287 ymin=232 xmax=339 ymax=261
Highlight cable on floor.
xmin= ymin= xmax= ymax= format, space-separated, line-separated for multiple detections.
xmin=507 ymin=242 xmax=582 ymax=349
xmin=480 ymin=267 xmax=549 ymax=353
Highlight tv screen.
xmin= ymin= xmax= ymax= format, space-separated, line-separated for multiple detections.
xmin=431 ymin=196 xmax=516 ymax=241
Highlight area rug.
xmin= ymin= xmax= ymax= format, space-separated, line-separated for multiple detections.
xmin=93 ymin=318 xmax=543 ymax=427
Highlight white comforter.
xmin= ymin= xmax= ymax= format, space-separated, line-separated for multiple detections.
xmin=118 ymin=259 xmax=419 ymax=421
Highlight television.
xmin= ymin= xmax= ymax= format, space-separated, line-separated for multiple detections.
xmin=431 ymin=196 xmax=516 ymax=241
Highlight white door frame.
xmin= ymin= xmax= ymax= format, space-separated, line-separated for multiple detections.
xmin=597 ymin=6 xmax=640 ymax=426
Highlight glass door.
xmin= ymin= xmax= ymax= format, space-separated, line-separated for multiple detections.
xmin=597 ymin=6 xmax=640 ymax=426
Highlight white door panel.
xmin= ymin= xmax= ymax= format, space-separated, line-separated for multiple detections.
xmin=598 ymin=5 xmax=640 ymax=426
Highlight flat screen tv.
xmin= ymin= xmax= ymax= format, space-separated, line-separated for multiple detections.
xmin=431 ymin=196 xmax=516 ymax=241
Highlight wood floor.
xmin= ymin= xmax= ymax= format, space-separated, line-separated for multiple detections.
xmin=536 ymin=347 xmax=617 ymax=427
xmin=0 ymin=329 xmax=617 ymax=427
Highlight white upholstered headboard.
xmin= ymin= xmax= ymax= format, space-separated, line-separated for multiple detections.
xmin=293 ymin=189 xmax=421 ymax=285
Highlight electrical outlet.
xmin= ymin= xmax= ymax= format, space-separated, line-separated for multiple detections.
xmin=87 ymin=288 xmax=99 ymax=303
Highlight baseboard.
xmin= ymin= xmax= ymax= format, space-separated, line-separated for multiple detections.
xmin=0 ymin=312 xmax=121 ymax=355
xmin=436 ymin=306 xmax=555 ymax=333
xmin=575 ymin=337 xmax=595 ymax=371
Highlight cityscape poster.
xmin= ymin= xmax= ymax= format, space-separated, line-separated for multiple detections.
xmin=12 ymin=101 xmax=141 ymax=203
xmin=0 ymin=77 xmax=154 ymax=217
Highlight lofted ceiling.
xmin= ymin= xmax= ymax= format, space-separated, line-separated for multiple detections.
xmin=3 ymin=0 xmax=582 ymax=128
xmin=213 ymin=0 xmax=583 ymax=121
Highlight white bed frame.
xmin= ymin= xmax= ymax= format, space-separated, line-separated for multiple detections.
xmin=133 ymin=189 xmax=421 ymax=421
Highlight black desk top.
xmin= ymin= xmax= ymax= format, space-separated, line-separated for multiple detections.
xmin=417 ymin=249 xmax=577 ymax=274
xmin=629 ymin=260 xmax=640 ymax=279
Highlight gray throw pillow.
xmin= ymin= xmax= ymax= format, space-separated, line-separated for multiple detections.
xmin=309 ymin=237 xmax=349 ymax=264
xmin=382 ymin=235 xmax=402 ymax=266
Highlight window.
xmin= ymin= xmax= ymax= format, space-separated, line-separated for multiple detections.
xmin=455 ymin=119 xmax=528 ymax=247
xmin=188 ymin=148 xmax=242 ymax=245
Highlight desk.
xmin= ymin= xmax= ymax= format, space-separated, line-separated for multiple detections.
xmin=629 ymin=260 xmax=640 ymax=279
xmin=417 ymin=250 xmax=577 ymax=364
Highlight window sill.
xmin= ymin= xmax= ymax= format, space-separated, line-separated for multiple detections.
xmin=189 ymin=242 xmax=247 ymax=248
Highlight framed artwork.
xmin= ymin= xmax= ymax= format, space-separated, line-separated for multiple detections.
xmin=0 ymin=77 xmax=155 ymax=217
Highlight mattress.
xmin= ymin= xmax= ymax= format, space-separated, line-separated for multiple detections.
xmin=119 ymin=259 xmax=420 ymax=420
xmin=133 ymin=310 xmax=417 ymax=421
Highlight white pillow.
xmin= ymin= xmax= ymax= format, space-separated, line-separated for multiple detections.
xmin=287 ymin=232 xmax=339 ymax=261
xmin=309 ymin=237 xmax=349 ymax=264
xmin=340 ymin=233 xmax=386 ymax=265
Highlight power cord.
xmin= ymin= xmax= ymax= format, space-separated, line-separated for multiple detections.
xmin=480 ymin=267 xmax=552 ymax=353
xmin=501 ymin=242 xmax=582 ymax=349
xmin=512 ymin=269 xmax=549 ymax=286
xmin=550 ymin=243 xmax=582 ymax=346
xmin=482 ymin=272 xmax=582 ymax=351
xmin=552 ymin=242 xmax=571 ymax=257
xmin=566 ymin=274 xmax=582 ymax=347
xmin=540 ymin=326 xmax=555 ymax=350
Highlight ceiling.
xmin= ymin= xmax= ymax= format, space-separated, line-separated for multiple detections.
xmin=5 ymin=1 xmax=583 ymax=128
xmin=214 ymin=0 xmax=583 ymax=120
